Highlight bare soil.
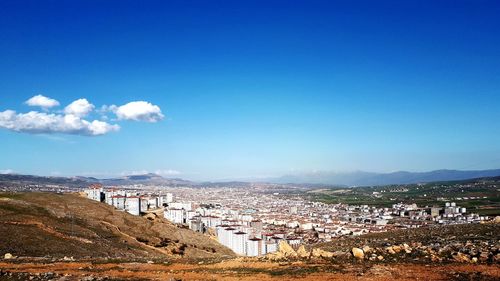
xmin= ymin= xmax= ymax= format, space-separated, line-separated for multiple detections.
xmin=0 ymin=193 xmax=234 ymax=261
xmin=0 ymin=260 xmax=499 ymax=280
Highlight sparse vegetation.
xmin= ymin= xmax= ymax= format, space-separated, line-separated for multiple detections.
xmin=0 ymin=192 xmax=235 ymax=261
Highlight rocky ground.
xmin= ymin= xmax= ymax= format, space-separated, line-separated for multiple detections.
xmin=313 ymin=222 xmax=500 ymax=264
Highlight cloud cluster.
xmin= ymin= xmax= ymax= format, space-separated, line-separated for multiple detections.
xmin=111 ymin=101 xmax=164 ymax=122
xmin=119 ymin=169 xmax=181 ymax=176
xmin=0 ymin=110 xmax=119 ymax=136
xmin=25 ymin=94 xmax=60 ymax=109
xmin=0 ymin=169 xmax=14 ymax=174
xmin=0 ymin=95 xmax=164 ymax=136
xmin=64 ymin=98 xmax=94 ymax=117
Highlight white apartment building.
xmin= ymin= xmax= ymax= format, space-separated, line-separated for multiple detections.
xmin=201 ymin=216 xmax=222 ymax=228
xmin=246 ymin=238 xmax=263 ymax=256
xmin=232 ymin=231 xmax=248 ymax=255
xmin=112 ymin=195 xmax=126 ymax=210
xmin=165 ymin=208 xmax=186 ymax=224
xmin=125 ymin=197 xmax=141 ymax=216
xmin=85 ymin=185 xmax=103 ymax=201
xmin=169 ymin=202 xmax=192 ymax=211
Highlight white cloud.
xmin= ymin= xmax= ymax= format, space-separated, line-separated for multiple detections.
xmin=0 ymin=169 xmax=14 ymax=174
xmin=25 ymin=95 xmax=60 ymax=109
xmin=112 ymin=101 xmax=164 ymax=122
xmin=119 ymin=169 xmax=181 ymax=177
xmin=0 ymin=110 xmax=119 ymax=136
xmin=64 ymin=98 xmax=94 ymax=117
xmin=119 ymin=170 xmax=149 ymax=176
xmin=0 ymin=95 xmax=163 ymax=136
xmin=155 ymin=169 xmax=181 ymax=176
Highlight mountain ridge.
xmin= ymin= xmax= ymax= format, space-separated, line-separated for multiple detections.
xmin=2 ymin=168 xmax=500 ymax=187
xmin=269 ymin=168 xmax=500 ymax=186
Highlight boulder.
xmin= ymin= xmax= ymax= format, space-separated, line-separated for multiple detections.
xmin=392 ymin=245 xmax=402 ymax=253
xmin=143 ymin=213 xmax=157 ymax=221
xmin=352 ymin=247 xmax=364 ymax=260
xmin=296 ymin=245 xmax=309 ymax=258
xmin=4 ymin=253 xmax=14 ymax=259
xmin=453 ymin=252 xmax=470 ymax=263
xmin=266 ymin=251 xmax=285 ymax=261
xmin=431 ymin=254 xmax=442 ymax=262
xmin=403 ymin=243 xmax=412 ymax=254
xmin=311 ymin=248 xmax=334 ymax=258
xmin=278 ymin=241 xmax=297 ymax=258
xmin=386 ymin=247 xmax=396 ymax=255
xmin=479 ymin=252 xmax=490 ymax=262
xmin=362 ymin=246 xmax=372 ymax=254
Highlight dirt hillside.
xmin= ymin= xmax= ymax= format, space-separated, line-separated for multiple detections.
xmin=0 ymin=192 xmax=235 ymax=261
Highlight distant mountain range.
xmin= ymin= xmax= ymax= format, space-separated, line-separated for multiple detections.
xmin=0 ymin=173 xmax=194 ymax=188
xmin=268 ymin=169 xmax=500 ymax=186
xmin=79 ymin=173 xmax=194 ymax=186
xmin=1 ymin=169 xmax=500 ymax=188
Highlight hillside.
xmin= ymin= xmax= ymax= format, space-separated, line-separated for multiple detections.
xmin=315 ymin=223 xmax=500 ymax=264
xmin=99 ymin=173 xmax=195 ymax=186
xmin=0 ymin=173 xmax=195 ymax=190
xmin=0 ymin=174 xmax=96 ymax=189
xmin=0 ymin=192 xmax=235 ymax=261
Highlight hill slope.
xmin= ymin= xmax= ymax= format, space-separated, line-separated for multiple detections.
xmin=0 ymin=192 xmax=234 ymax=260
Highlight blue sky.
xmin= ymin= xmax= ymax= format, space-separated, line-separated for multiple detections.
xmin=0 ymin=0 xmax=499 ymax=180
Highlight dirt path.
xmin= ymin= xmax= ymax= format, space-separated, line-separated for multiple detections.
xmin=0 ymin=261 xmax=498 ymax=280
xmin=2 ymin=221 xmax=93 ymax=244
xmin=98 ymin=220 xmax=175 ymax=257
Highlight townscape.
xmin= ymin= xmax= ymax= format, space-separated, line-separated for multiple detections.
xmin=83 ymin=181 xmax=495 ymax=257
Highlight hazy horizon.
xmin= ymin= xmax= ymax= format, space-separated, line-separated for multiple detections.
xmin=3 ymin=167 xmax=500 ymax=184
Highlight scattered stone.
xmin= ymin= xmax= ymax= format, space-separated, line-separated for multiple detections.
xmin=494 ymin=253 xmax=500 ymax=263
xmin=392 ymin=245 xmax=402 ymax=253
xmin=453 ymin=252 xmax=470 ymax=263
xmin=311 ymin=248 xmax=334 ymax=258
xmin=352 ymin=247 xmax=364 ymax=260
xmin=362 ymin=245 xmax=372 ymax=254
xmin=403 ymin=243 xmax=412 ymax=254
xmin=479 ymin=252 xmax=490 ymax=262
xmin=431 ymin=254 xmax=442 ymax=262
xmin=3 ymin=253 xmax=13 ymax=260
xmin=386 ymin=247 xmax=396 ymax=255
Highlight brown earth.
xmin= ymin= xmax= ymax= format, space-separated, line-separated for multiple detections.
xmin=0 ymin=260 xmax=499 ymax=280
xmin=0 ymin=192 xmax=235 ymax=261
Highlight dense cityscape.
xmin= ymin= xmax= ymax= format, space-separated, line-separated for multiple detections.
xmin=83 ymin=181 xmax=494 ymax=257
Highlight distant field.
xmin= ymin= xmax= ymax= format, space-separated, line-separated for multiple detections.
xmin=302 ymin=178 xmax=500 ymax=214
